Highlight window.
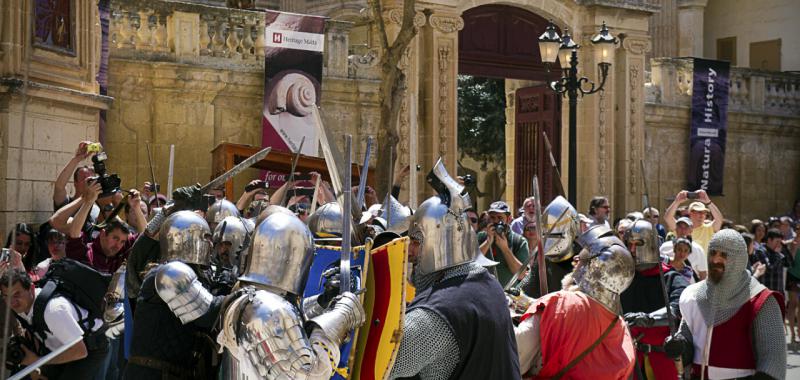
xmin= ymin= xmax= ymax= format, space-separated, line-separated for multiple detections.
xmin=716 ymin=37 xmax=736 ymax=65
xmin=750 ymin=39 xmax=781 ymax=71
xmin=34 ymin=0 xmax=74 ymax=53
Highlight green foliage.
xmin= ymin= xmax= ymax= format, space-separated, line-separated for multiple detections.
xmin=457 ymin=75 xmax=506 ymax=167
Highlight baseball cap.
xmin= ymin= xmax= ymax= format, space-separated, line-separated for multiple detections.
xmin=676 ymin=216 xmax=693 ymax=228
xmin=688 ymin=201 xmax=709 ymax=213
xmin=488 ymin=201 xmax=511 ymax=214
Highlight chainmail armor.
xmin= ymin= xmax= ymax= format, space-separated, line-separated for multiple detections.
xmin=751 ymin=295 xmax=787 ymax=379
xmin=694 ymin=229 xmax=766 ymax=325
xmin=390 ymin=262 xmax=485 ymax=379
xmin=145 ymin=208 xmax=167 ymax=236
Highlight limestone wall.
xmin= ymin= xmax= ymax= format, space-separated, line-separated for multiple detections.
xmin=0 ymin=0 xmax=109 ymax=237
xmin=644 ymin=58 xmax=800 ymax=223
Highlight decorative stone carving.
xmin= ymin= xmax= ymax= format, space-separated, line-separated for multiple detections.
xmin=598 ymin=90 xmax=608 ymax=194
xmin=629 ymin=63 xmax=640 ymax=194
xmin=383 ymin=9 xmax=426 ymax=29
xmin=437 ymin=43 xmax=452 ymax=157
xmin=622 ymin=36 xmax=651 ymax=56
xmin=429 ymin=14 xmax=464 ymax=34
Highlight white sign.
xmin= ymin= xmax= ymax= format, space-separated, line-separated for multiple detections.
xmin=265 ymin=29 xmax=324 ymax=52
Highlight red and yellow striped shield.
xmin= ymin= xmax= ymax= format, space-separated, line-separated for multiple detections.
xmin=351 ymin=237 xmax=409 ymax=380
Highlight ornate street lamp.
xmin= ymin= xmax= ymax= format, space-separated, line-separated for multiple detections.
xmin=538 ymin=21 xmax=617 ymax=205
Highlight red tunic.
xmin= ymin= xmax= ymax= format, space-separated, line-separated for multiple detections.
xmin=522 ymin=291 xmax=635 ymax=380
xmin=629 ymin=325 xmax=676 ymax=380
xmin=691 ymin=288 xmax=785 ymax=378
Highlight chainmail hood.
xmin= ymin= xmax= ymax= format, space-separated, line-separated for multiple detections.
xmin=694 ymin=229 xmax=765 ymax=325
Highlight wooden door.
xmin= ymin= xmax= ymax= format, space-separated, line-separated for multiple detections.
xmin=514 ymin=85 xmax=561 ymax=208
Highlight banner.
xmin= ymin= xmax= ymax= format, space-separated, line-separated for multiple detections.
xmin=687 ymin=58 xmax=730 ymax=195
xmin=261 ymin=11 xmax=324 ymax=161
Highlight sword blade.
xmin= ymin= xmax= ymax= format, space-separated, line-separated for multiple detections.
xmin=281 ymin=136 xmax=306 ymax=206
xmin=201 ymin=147 xmax=271 ymax=194
xmin=356 ymin=136 xmax=373 ymax=209
xmin=340 ymin=135 xmax=353 ymax=294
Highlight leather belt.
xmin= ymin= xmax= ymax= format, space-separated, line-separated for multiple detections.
xmin=636 ymin=342 xmax=665 ymax=353
xmin=128 ymin=355 xmax=191 ymax=379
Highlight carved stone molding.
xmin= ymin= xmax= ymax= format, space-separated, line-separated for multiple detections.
xmin=598 ymin=90 xmax=608 ymax=194
xmin=429 ymin=14 xmax=464 ymax=34
xmin=383 ymin=9 xmax=426 ymax=29
xmin=622 ymin=36 xmax=652 ymax=55
xmin=437 ymin=42 xmax=452 ymax=157
xmin=629 ymin=63 xmax=641 ymax=194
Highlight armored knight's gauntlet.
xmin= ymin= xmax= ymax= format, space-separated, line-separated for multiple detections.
xmin=307 ymin=292 xmax=365 ymax=347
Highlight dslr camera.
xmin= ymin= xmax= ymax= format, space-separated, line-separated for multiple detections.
xmin=89 ymin=151 xmax=121 ymax=198
xmin=493 ymin=221 xmax=508 ymax=235
xmin=6 ymin=335 xmax=31 ymax=368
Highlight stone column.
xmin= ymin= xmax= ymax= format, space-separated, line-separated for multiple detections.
xmin=324 ymin=20 xmax=353 ymax=79
xmin=418 ymin=10 xmax=463 ymax=180
xmin=614 ymin=33 xmax=652 ymax=214
xmin=677 ymin=0 xmax=708 ymax=57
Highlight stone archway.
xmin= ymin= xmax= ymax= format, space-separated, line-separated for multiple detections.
xmin=457 ymin=4 xmax=563 ymax=210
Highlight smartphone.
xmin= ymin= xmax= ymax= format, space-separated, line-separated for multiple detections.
xmin=294 ymin=174 xmax=312 ymax=181
xmin=291 ymin=187 xmax=315 ymax=198
xmin=686 ymin=191 xmax=699 ymax=200
xmin=244 ymin=180 xmax=267 ymax=193
xmin=0 ymin=248 xmax=10 ymax=263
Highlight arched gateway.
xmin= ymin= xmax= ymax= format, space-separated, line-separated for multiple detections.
xmin=458 ymin=4 xmax=562 ymax=208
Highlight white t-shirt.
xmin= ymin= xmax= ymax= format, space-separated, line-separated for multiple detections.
xmin=32 ymin=259 xmax=52 ymax=279
xmin=660 ymin=240 xmax=708 ymax=272
xmin=19 ymin=288 xmax=102 ymax=352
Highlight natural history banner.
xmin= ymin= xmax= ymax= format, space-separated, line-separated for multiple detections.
xmin=260 ymin=10 xmax=324 ymax=158
xmin=687 ymin=58 xmax=730 ymax=195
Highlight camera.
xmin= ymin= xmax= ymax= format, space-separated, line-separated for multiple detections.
xmin=89 ymin=151 xmax=122 ymax=198
xmin=686 ymin=191 xmax=699 ymax=200
xmin=147 ymin=182 xmax=160 ymax=193
xmin=6 ymin=336 xmax=30 ymax=367
xmin=0 ymin=248 xmax=10 ymax=264
xmin=244 ymin=180 xmax=268 ymax=193
xmin=493 ymin=221 xmax=507 ymax=235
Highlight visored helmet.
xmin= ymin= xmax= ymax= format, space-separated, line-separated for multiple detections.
xmin=573 ymin=225 xmax=635 ymax=312
xmin=541 ymin=196 xmax=580 ymax=262
xmin=206 ymin=199 xmax=239 ymax=228
xmin=306 ymin=202 xmax=343 ymax=241
xmin=159 ymin=211 xmax=213 ymax=266
xmin=239 ymin=212 xmax=314 ymax=295
xmin=624 ymin=219 xmax=660 ymax=269
xmin=409 ymin=158 xmax=476 ymax=275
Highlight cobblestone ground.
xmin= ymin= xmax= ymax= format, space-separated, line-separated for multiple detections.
xmin=788 ymin=335 xmax=800 ymax=377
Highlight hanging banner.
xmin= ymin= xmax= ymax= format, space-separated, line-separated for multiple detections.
xmin=261 ymin=11 xmax=324 ymax=159
xmin=687 ymin=58 xmax=730 ymax=195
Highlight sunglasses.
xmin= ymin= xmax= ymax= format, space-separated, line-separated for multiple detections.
xmin=599 ymin=205 xmax=610 ymax=209
xmin=524 ymin=226 xmax=537 ymax=232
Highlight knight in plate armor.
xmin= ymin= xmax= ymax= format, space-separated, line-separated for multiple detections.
xmin=217 ymin=208 xmax=365 ymax=379
xmin=515 ymin=224 xmax=636 ymax=379
xmin=124 ymin=210 xmax=226 ymax=380
xmin=388 ymin=158 xmax=520 ymax=380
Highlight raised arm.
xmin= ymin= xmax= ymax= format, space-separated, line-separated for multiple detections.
xmin=53 ymin=141 xmax=92 ymax=207
xmin=697 ymin=190 xmax=724 ymax=232
xmin=49 ymin=197 xmax=85 ymax=233
xmin=67 ymin=182 xmax=101 ymax=239
xmin=664 ymin=191 xmax=688 ymax=232
xmin=126 ymin=189 xmax=147 ymax=234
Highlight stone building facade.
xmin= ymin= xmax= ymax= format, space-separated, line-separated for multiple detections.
xmin=1 ymin=0 xmax=798 ymax=237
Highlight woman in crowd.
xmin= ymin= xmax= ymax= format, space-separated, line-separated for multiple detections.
xmin=750 ymin=219 xmax=766 ymax=249
xmin=3 ymin=223 xmax=38 ymax=272
xmin=667 ymin=237 xmax=697 ymax=284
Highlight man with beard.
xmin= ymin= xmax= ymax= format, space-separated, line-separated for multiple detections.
xmin=620 ymin=220 xmax=689 ymax=380
xmin=665 ymin=229 xmax=786 ymax=379
xmin=388 ymin=159 xmax=520 ymax=380
xmin=515 ymin=224 xmax=636 ymax=379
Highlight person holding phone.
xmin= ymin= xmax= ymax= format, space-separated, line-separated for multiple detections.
xmin=663 ymin=190 xmax=724 ymax=254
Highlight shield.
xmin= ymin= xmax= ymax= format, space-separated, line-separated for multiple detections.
xmin=303 ymin=242 xmax=371 ymax=379
xmin=352 ymin=237 xmax=409 ymax=380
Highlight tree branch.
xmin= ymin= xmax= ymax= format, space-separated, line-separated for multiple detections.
xmin=391 ymin=0 xmax=417 ymax=52
xmin=371 ymin=0 xmax=390 ymax=53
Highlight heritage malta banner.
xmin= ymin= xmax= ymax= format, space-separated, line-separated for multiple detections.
xmin=687 ymin=58 xmax=730 ymax=195
xmin=260 ymin=10 xmax=324 ymax=183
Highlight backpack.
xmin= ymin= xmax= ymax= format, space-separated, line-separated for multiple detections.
xmin=22 ymin=258 xmax=112 ymax=347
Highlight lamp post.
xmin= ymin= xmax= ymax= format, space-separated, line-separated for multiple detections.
xmin=538 ymin=21 xmax=617 ymax=206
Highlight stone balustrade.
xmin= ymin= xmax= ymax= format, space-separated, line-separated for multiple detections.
xmin=110 ymin=0 xmax=271 ymax=69
xmin=647 ymin=57 xmax=800 ymax=118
